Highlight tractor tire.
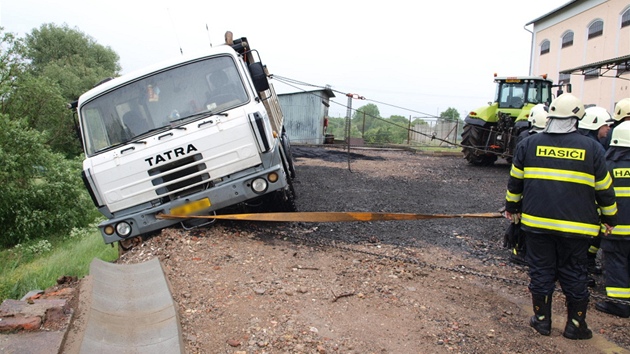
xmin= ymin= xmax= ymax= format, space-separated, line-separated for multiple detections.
xmin=461 ymin=124 xmax=497 ymax=166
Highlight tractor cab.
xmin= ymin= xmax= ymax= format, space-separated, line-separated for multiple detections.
xmin=494 ymin=76 xmax=554 ymax=111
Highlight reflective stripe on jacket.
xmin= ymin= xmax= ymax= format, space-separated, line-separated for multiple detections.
xmin=605 ymin=155 xmax=630 ymax=239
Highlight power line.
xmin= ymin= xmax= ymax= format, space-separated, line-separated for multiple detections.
xmin=270 ymin=74 xmax=463 ymax=148
xmin=271 ymin=75 xmax=444 ymax=120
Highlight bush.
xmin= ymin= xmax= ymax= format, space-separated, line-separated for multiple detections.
xmin=0 ymin=114 xmax=99 ymax=247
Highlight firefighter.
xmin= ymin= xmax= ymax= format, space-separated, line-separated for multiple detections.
xmin=516 ymin=103 xmax=548 ymax=144
xmin=603 ymin=98 xmax=630 ymax=149
xmin=504 ymin=93 xmax=617 ymax=340
xmin=596 ymin=121 xmax=630 ymax=318
xmin=507 ymin=104 xmax=549 ymax=266
xmin=578 ymin=106 xmax=612 ymax=148
xmin=578 ymin=106 xmax=613 ymax=275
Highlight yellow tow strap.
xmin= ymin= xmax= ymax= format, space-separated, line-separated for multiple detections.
xmin=157 ymin=211 xmax=503 ymax=222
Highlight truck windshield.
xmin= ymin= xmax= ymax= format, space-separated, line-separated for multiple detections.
xmin=80 ymin=55 xmax=249 ymax=156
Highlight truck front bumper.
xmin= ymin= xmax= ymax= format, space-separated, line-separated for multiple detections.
xmin=98 ymin=164 xmax=287 ymax=244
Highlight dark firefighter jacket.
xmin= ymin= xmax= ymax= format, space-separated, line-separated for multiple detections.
xmin=505 ymin=131 xmax=617 ymax=238
xmin=605 ymin=147 xmax=630 ymax=239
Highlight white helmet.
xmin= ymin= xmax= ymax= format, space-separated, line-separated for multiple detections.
xmin=610 ymin=121 xmax=630 ymax=148
xmin=528 ymin=104 xmax=549 ymax=129
xmin=548 ymin=93 xmax=585 ymax=119
xmin=613 ymin=98 xmax=630 ymax=122
xmin=579 ymin=106 xmax=611 ymax=130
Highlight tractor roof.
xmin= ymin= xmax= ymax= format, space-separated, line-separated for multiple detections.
xmin=494 ymin=76 xmax=553 ymax=83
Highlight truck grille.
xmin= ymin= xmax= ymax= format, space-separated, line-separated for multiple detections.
xmin=148 ymin=154 xmax=210 ymax=199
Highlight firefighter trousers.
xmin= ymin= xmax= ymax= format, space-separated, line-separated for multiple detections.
xmin=600 ymin=238 xmax=630 ymax=300
xmin=525 ymin=231 xmax=590 ymax=301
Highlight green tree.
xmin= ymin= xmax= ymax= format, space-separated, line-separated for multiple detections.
xmin=19 ymin=24 xmax=121 ymax=156
xmin=352 ymin=104 xmax=381 ymax=134
xmin=364 ymin=126 xmax=394 ymax=144
xmin=25 ymin=23 xmax=120 ymax=100
xmin=0 ymin=27 xmax=101 ymax=247
xmin=0 ymin=27 xmax=78 ymax=156
xmin=411 ymin=118 xmax=429 ymax=126
xmin=0 ymin=30 xmax=28 ymax=110
xmin=4 ymin=73 xmax=71 ymax=154
xmin=329 ymin=116 xmax=363 ymax=139
xmin=388 ymin=115 xmax=411 ymax=143
xmin=0 ymin=114 xmax=99 ymax=247
xmin=440 ymin=107 xmax=461 ymax=122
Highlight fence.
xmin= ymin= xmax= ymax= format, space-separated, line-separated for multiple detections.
xmin=409 ymin=120 xmax=461 ymax=146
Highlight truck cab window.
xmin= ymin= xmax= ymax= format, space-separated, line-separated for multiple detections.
xmin=81 ymin=55 xmax=249 ymax=156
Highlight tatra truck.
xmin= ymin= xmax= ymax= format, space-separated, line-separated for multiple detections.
xmin=75 ymin=33 xmax=296 ymax=249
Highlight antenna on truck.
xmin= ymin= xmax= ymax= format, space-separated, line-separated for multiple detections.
xmin=166 ymin=7 xmax=183 ymax=55
xmin=206 ymin=24 xmax=212 ymax=47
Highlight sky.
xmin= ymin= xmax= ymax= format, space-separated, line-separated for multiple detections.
xmin=1 ymin=0 xmax=570 ymax=119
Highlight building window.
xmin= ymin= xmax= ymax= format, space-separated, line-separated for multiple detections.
xmin=588 ymin=20 xmax=604 ymax=39
xmin=585 ymin=67 xmax=599 ymax=80
xmin=540 ymin=40 xmax=550 ymax=55
xmin=562 ymin=31 xmax=574 ymax=48
xmin=558 ymin=72 xmax=571 ymax=84
xmin=622 ymin=8 xmax=630 ymax=28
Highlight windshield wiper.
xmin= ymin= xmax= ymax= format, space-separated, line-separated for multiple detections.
xmin=123 ymin=125 xmax=173 ymax=143
xmin=170 ymin=110 xmax=229 ymax=126
xmin=93 ymin=142 xmax=124 ymax=154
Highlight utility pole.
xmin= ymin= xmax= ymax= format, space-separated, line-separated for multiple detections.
xmin=345 ymin=93 xmax=365 ymax=172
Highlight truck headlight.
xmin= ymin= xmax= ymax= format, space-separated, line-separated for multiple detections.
xmin=251 ymin=178 xmax=268 ymax=194
xmin=116 ymin=222 xmax=132 ymax=237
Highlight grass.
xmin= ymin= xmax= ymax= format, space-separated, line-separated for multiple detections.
xmin=0 ymin=229 xmax=118 ymax=300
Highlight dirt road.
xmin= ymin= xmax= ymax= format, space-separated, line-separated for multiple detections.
xmin=116 ymin=146 xmax=630 ymax=354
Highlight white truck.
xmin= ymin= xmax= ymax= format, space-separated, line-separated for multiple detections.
xmin=76 ymin=33 xmax=296 ymax=248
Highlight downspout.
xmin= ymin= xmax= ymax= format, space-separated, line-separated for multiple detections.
xmin=524 ymin=23 xmax=534 ymax=76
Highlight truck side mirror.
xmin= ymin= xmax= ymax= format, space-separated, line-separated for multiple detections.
xmin=249 ymin=62 xmax=269 ymax=92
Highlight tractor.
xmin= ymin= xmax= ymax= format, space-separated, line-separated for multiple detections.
xmin=461 ymin=74 xmax=557 ymax=165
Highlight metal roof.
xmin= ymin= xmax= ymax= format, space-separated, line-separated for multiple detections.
xmin=278 ymin=88 xmax=336 ymax=98
xmin=525 ymin=0 xmax=580 ymax=26
xmin=559 ymin=54 xmax=630 ymax=79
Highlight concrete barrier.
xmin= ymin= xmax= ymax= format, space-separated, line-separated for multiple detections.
xmin=79 ymin=258 xmax=184 ymax=353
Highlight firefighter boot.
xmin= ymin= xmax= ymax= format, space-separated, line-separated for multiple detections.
xmin=595 ymin=300 xmax=630 ymax=318
xmin=563 ymin=298 xmax=592 ymax=340
xmin=530 ymin=294 xmax=551 ymax=336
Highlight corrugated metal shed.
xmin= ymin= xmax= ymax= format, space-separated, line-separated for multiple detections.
xmin=278 ymin=88 xmax=335 ymax=144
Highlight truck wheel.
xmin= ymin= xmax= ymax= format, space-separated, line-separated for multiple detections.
xmin=281 ymin=130 xmax=296 ymax=179
xmin=461 ymin=124 xmax=497 ymax=166
xmin=265 ymin=182 xmax=297 ymax=212
xmin=278 ymin=182 xmax=298 ymax=212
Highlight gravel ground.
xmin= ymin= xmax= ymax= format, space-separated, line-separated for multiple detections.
xmin=117 ymin=145 xmax=630 ymax=354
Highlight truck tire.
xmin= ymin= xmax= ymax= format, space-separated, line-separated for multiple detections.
xmin=461 ymin=124 xmax=497 ymax=166
xmin=281 ymin=130 xmax=296 ymax=179
xmin=258 ymin=177 xmax=296 ymax=213
xmin=274 ymin=181 xmax=297 ymax=212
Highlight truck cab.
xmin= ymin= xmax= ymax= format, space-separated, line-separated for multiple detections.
xmin=77 ymin=35 xmax=296 ymax=246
